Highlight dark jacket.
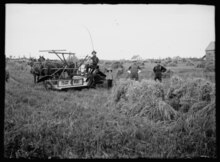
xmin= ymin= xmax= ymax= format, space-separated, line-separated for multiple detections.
xmin=91 ymin=55 xmax=99 ymax=65
xmin=128 ymin=64 xmax=141 ymax=75
xmin=153 ymin=65 xmax=166 ymax=76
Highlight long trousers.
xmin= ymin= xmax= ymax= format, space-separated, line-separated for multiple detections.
xmin=107 ymin=80 xmax=113 ymax=89
xmin=154 ymin=76 xmax=162 ymax=82
xmin=130 ymin=73 xmax=139 ymax=81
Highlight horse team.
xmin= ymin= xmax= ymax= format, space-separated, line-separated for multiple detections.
xmin=29 ymin=56 xmax=76 ymax=83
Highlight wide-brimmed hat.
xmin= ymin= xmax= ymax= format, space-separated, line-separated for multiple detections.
xmin=92 ymin=50 xmax=97 ymax=54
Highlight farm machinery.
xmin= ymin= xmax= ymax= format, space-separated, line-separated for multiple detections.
xmin=37 ymin=50 xmax=106 ymax=90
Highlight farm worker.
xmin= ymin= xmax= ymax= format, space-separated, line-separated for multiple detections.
xmin=153 ymin=60 xmax=167 ymax=82
xmin=127 ymin=60 xmax=141 ymax=81
xmin=105 ymin=67 xmax=113 ymax=89
xmin=86 ymin=50 xmax=99 ymax=73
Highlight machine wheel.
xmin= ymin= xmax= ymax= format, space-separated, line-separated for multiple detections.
xmin=44 ymin=81 xmax=53 ymax=90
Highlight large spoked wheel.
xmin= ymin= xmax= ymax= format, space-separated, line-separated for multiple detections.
xmin=44 ymin=81 xmax=53 ymax=90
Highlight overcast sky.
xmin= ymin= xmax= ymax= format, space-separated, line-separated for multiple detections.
xmin=5 ymin=4 xmax=215 ymax=60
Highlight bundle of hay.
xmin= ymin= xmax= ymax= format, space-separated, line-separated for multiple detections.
xmin=167 ymin=61 xmax=177 ymax=67
xmin=182 ymin=58 xmax=187 ymax=63
xmin=166 ymin=76 xmax=215 ymax=113
xmin=177 ymin=78 xmax=214 ymax=113
xmin=170 ymin=75 xmax=184 ymax=90
xmin=164 ymin=60 xmax=172 ymax=65
xmin=166 ymin=75 xmax=185 ymax=110
xmin=111 ymin=79 xmax=134 ymax=103
xmin=210 ymin=84 xmax=215 ymax=103
xmin=186 ymin=101 xmax=216 ymax=136
xmin=188 ymin=101 xmax=208 ymax=114
xmin=116 ymin=67 xmax=124 ymax=78
xmin=199 ymin=80 xmax=214 ymax=102
xmin=127 ymin=80 xmax=178 ymax=121
xmin=186 ymin=61 xmax=195 ymax=66
xmin=15 ymin=62 xmax=27 ymax=71
xmin=172 ymin=60 xmax=178 ymax=64
xmin=104 ymin=61 xmax=112 ymax=66
xmin=180 ymin=78 xmax=213 ymax=102
xmin=111 ymin=61 xmax=123 ymax=69
xmin=196 ymin=61 xmax=206 ymax=68
xmin=110 ymin=79 xmax=179 ymax=122
xmin=160 ymin=61 xmax=167 ymax=67
xmin=162 ymin=69 xmax=174 ymax=78
xmin=204 ymin=61 xmax=215 ymax=72
xmin=139 ymin=100 xmax=178 ymax=121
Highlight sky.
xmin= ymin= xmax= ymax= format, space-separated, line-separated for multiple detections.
xmin=5 ymin=4 xmax=215 ymax=60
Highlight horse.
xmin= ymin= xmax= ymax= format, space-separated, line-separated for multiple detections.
xmin=30 ymin=62 xmax=44 ymax=83
xmin=38 ymin=56 xmax=46 ymax=63
xmin=31 ymin=59 xmax=77 ymax=83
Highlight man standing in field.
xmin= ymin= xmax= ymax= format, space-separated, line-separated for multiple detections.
xmin=153 ymin=60 xmax=167 ymax=82
xmin=127 ymin=60 xmax=141 ymax=81
xmin=86 ymin=50 xmax=99 ymax=73
xmin=105 ymin=67 xmax=113 ymax=89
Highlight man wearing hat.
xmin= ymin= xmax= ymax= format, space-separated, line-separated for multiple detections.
xmin=153 ymin=60 xmax=166 ymax=82
xmin=127 ymin=60 xmax=141 ymax=81
xmin=86 ymin=50 xmax=99 ymax=73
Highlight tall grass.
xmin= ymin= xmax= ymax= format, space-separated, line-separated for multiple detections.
xmin=4 ymin=61 xmax=216 ymax=158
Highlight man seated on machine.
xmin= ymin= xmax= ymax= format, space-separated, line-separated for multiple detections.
xmin=85 ymin=50 xmax=99 ymax=74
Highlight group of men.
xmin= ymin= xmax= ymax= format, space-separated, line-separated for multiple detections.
xmin=127 ymin=59 xmax=166 ymax=82
xmin=85 ymin=51 xmax=167 ymax=89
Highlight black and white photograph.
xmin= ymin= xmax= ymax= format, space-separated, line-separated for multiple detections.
xmin=4 ymin=4 xmax=216 ymax=158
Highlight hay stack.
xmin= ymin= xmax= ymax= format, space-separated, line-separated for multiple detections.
xmin=111 ymin=61 xmax=123 ymax=69
xmin=166 ymin=76 xmax=186 ymax=111
xmin=170 ymin=75 xmax=184 ymax=89
xmin=157 ymin=100 xmax=178 ymax=120
xmin=135 ymin=100 xmax=178 ymax=122
xmin=111 ymin=75 xmax=215 ymax=124
xmin=162 ymin=69 xmax=174 ymax=78
xmin=167 ymin=61 xmax=177 ymax=67
xmin=167 ymin=75 xmax=185 ymax=101
xmin=111 ymin=79 xmax=133 ymax=103
xmin=186 ymin=60 xmax=194 ymax=66
xmin=177 ymin=78 xmax=214 ymax=112
xmin=188 ymin=101 xmax=208 ymax=114
xmin=196 ymin=61 xmax=206 ymax=68
xmin=186 ymin=101 xmax=215 ymax=133
xmin=111 ymin=79 xmax=179 ymax=122
xmin=166 ymin=76 xmax=214 ymax=113
xmin=204 ymin=61 xmax=215 ymax=72
xmin=161 ymin=61 xmax=167 ymax=67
